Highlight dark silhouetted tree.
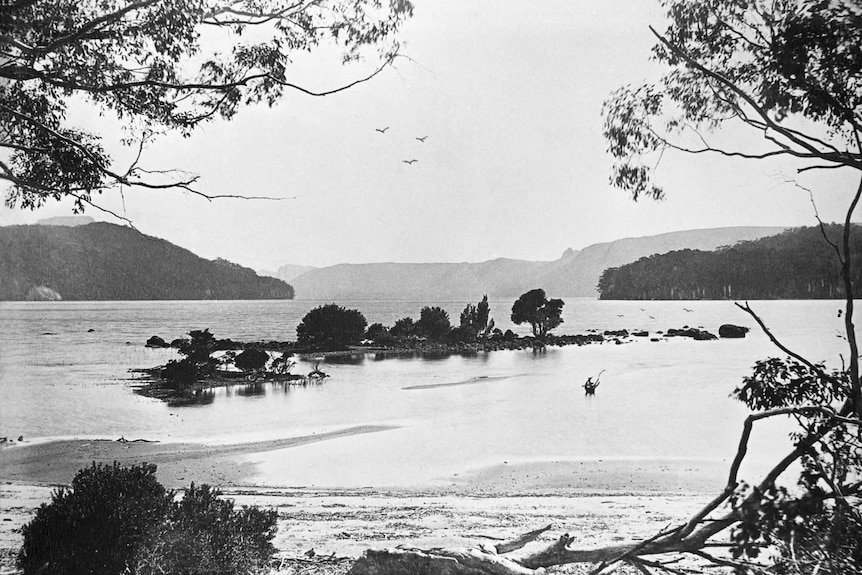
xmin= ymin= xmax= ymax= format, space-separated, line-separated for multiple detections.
xmin=510 ymin=289 xmax=564 ymax=340
xmin=416 ymin=306 xmax=451 ymax=340
xmin=296 ymin=304 xmax=367 ymax=349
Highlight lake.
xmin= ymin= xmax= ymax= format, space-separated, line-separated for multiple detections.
xmin=0 ymin=298 xmax=850 ymax=487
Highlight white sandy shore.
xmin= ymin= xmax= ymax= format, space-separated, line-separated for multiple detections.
xmin=0 ymin=427 xmax=734 ymax=573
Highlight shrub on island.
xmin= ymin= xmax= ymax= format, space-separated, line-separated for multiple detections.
xmin=234 ymin=347 xmax=270 ymax=371
xmin=296 ymin=304 xmax=367 ymax=349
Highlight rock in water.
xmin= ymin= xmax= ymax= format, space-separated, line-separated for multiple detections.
xmin=719 ymin=324 xmax=750 ymax=338
xmin=145 ymin=335 xmax=170 ymax=348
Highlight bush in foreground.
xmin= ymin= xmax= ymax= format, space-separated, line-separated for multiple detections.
xmin=18 ymin=462 xmax=277 ymax=575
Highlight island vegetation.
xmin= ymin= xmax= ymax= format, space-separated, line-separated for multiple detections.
xmin=136 ymin=291 xmax=742 ymax=405
xmin=598 ymin=225 xmax=862 ymax=300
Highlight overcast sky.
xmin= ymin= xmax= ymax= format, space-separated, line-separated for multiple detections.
xmin=1 ymin=1 xmax=859 ymax=271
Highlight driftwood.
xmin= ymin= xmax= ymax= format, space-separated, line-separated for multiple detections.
xmin=347 ymin=522 xmax=713 ymax=575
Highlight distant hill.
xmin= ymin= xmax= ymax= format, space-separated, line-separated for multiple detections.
xmin=0 ymin=223 xmax=294 ymax=301
xmin=288 ymin=226 xmax=785 ymax=300
xmin=598 ymin=225 xmax=860 ymax=300
xmin=272 ymin=263 xmax=317 ymax=283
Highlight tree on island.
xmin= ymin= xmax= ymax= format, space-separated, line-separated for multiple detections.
xmin=0 ymin=1 xmax=413 ymax=218
xmin=389 ymin=316 xmax=416 ymax=339
xmin=510 ymin=289 xmax=564 ymax=340
xmin=296 ymin=304 xmax=367 ymax=350
xmin=416 ymin=306 xmax=451 ymax=340
xmin=460 ymin=295 xmax=493 ymax=341
xmin=350 ymin=2 xmax=862 ymax=573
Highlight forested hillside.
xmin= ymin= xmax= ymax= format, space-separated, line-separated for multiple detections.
xmin=0 ymin=223 xmax=294 ymax=300
xmin=597 ymin=225 xmax=861 ymax=300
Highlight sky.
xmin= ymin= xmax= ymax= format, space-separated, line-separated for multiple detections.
xmin=1 ymin=0 xmax=859 ymax=271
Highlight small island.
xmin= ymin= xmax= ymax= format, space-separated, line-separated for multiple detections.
xmin=135 ymin=291 xmax=740 ymax=403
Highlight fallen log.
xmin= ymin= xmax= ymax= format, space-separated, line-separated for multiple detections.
xmin=346 ymin=526 xmax=697 ymax=575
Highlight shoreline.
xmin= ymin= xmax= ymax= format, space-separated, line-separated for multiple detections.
xmin=0 ymin=433 xmax=731 ymax=495
xmin=0 ymin=433 xmax=734 ymax=573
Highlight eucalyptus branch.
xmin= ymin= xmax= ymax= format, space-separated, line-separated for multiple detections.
xmin=40 ymin=0 xmax=162 ymax=54
xmin=735 ymin=302 xmax=838 ymax=382
xmin=32 ymin=53 xmax=394 ymax=103
xmin=778 ymin=175 xmax=843 ymax=260
xmin=650 ymin=26 xmax=862 ymax=170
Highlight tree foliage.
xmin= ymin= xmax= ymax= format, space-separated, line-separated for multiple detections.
xmin=595 ymin=2 xmax=862 ymax=574
xmin=296 ymin=303 xmax=367 ymax=349
xmin=389 ymin=316 xmax=415 ymax=339
xmin=17 ymin=462 xmax=278 ymax=575
xmin=602 ymin=0 xmax=862 ymax=202
xmin=416 ymin=305 xmax=451 ymax=340
xmin=510 ymin=288 xmax=564 ymax=339
xmin=0 ymin=0 xmax=413 ymax=213
xmin=459 ymin=295 xmax=492 ymax=340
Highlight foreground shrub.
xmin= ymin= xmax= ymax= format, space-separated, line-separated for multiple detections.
xmin=18 ymin=463 xmax=278 ymax=575
xmin=138 ymin=484 xmax=277 ymax=575
xmin=18 ymin=462 xmax=172 ymax=575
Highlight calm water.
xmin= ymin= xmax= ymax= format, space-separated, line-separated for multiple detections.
xmin=0 ymin=298 xmax=851 ymax=486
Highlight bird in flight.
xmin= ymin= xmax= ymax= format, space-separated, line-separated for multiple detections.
xmin=375 ymin=127 xmax=389 ymax=134
xmin=683 ymin=308 xmax=693 ymax=312
xmin=403 ymin=159 xmax=418 ymax=165
xmin=415 ymin=136 xmax=428 ymax=142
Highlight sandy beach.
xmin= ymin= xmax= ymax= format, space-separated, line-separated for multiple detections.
xmin=0 ymin=427 xmax=733 ymax=574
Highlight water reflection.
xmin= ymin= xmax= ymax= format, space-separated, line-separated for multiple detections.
xmin=235 ymin=382 xmax=266 ymax=397
xmin=320 ymin=354 xmax=365 ymax=366
xmin=167 ymin=388 xmax=215 ymax=407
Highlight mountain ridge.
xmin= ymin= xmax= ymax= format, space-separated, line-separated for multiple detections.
xmin=287 ymin=226 xmax=787 ymax=299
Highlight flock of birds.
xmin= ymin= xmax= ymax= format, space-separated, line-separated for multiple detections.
xmin=375 ymin=126 xmax=427 ymax=165
xmin=614 ymin=307 xmax=695 ymax=320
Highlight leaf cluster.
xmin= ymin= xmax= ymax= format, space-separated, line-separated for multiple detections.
xmin=602 ymin=0 xmax=862 ymax=201
xmin=732 ymin=356 xmax=848 ymax=411
xmin=1 ymin=0 xmax=413 ymax=209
